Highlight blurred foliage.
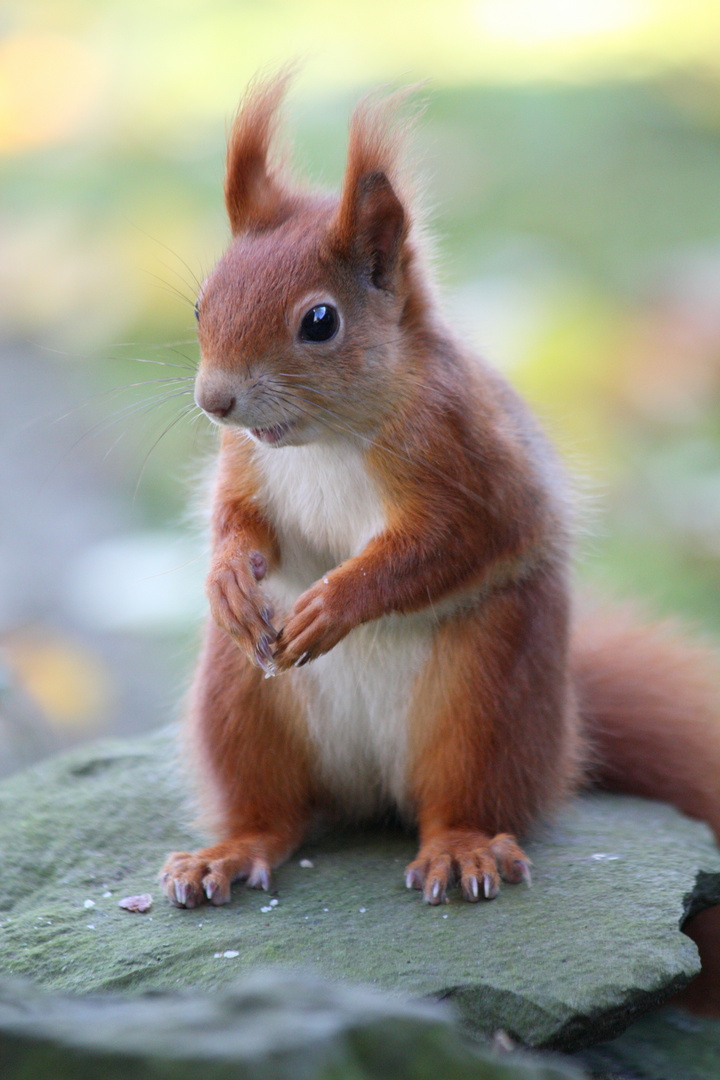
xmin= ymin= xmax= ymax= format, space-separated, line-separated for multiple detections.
xmin=2 ymin=0 xmax=720 ymax=731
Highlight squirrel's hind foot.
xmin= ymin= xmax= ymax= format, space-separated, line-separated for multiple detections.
xmin=405 ymin=830 xmax=531 ymax=906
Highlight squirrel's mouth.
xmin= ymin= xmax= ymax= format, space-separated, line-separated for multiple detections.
xmin=249 ymin=422 xmax=292 ymax=445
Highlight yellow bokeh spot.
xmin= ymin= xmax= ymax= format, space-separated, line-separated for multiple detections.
xmin=3 ymin=635 xmax=112 ymax=730
xmin=0 ymin=33 xmax=104 ymax=154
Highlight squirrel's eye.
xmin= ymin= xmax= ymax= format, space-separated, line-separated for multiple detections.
xmin=194 ymin=299 xmax=200 ymax=322
xmin=299 ymin=304 xmax=339 ymax=343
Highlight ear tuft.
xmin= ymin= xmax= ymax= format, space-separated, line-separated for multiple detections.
xmin=225 ymin=66 xmax=296 ymax=235
xmin=333 ymin=87 xmax=422 ymax=290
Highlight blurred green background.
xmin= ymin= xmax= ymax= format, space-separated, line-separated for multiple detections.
xmin=2 ymin=0 xmax=720 ymax=770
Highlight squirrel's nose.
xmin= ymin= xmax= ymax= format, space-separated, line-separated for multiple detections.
xmin=195 ymin=385 xmax=236 ymax=419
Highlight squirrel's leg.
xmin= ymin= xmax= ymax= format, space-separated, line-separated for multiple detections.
xmin=405 ymin=572 xmax=583 ymax=904
xmin=161 ymin=621 xmax=313 ymax=908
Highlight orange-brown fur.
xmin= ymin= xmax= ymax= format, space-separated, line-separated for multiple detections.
xmin=160 ymin=73 xmax=720 ymax=1013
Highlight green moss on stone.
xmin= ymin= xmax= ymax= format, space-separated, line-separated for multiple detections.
xmin=0 ymin=730 xmax=718 ymax=1052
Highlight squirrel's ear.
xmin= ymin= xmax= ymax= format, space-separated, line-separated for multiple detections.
xmin=333 ymin=93 xmax=412 ymax=290
xmin=338 ymin=170 xmax=405 ymax=290
xmin=225 ymin=69 xmax=295 ymax=234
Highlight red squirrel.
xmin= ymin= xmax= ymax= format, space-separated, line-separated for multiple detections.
xmin=160 ymin=72 xmax=720 ymax=1008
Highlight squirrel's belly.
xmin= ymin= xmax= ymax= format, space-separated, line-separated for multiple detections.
xmin=300 ymin=615 xmax=435 ymax=820
xmin=256 ymin=442 xmax=430 ymax=817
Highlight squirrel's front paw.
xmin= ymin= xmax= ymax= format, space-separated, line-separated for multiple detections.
xmin=206 ymin=550 xmax=277 ymax=674
xmin=273 ymin=578 xmax=349 ymax=671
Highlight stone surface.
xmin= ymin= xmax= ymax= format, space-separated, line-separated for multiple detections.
xmin=575 ymin=1007 xmax=720 ymax=1080
xmin=0 ymin=729 xmax=719 ymax=1052
xmin=0 ymin=969 xmax=587 ymax=1080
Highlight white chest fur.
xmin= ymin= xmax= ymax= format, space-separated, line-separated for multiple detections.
xmin=255 ymin=441 xmax=387 ymax=570
xmin=254 ymin=441 xmax=432 ymax=818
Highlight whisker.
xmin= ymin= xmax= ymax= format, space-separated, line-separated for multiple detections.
xmin=109 ymin=338 xmax=199 ymax=350
xmin=28 ymin=340 xmax=197 ymax=371
xmin=143 ymin=274 xmax=196 ymax=312
xmin=150 ymin=254 xmax=202 ymax=304
xmin=45 ymin=378 xmax=195 ymax=428
xmin=125 ymin=218 xmax=204 ymax=292
xmin=34 ymin=386 xmax=196 ymax=498
xmin=16 ymin=379 xmax=195 ymax=440
xmin=133 ymin=403 xmax=201 ymax=502
xmin=164 ymin=347 xmax=198 ymax=370
xmin=274 ymin=378 xmax=355 ymax=405
xmin=66 ymin=388 xmax=196 ymax=451
xmin=118 ymin=355 xmax=196 ymax=372
xmin=140 ymin=265 xmax=196 ymax=303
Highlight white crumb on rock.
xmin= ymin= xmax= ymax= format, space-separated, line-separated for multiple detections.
xmin=83 ymin=899 xmax=95 ymax=909
xmin=299 ymin=859 xmax=314 ymax=868
xmin=223 ymin=950 xmax=239 ymax=958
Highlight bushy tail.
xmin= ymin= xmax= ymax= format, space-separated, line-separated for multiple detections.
xmin=571 ymin=606 xmax=720 ymax=1013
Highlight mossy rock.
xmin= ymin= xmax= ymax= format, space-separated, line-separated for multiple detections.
xmin=0 ymin=969 xmax=589 ymax=1080
xmin=0 ymin=729 xmax=718 ymax=1053
xmin=575 ymin=1006 xmax=720 ymax=1080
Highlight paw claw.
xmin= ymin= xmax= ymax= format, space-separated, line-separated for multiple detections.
xmin=248 ymin=865 xmax=271 ymax=891
xmin=255 ymin=635 xmax=278 ymax=676
xmin=483 ymin=873 xmax=499 ymax=900
xmin=203 ymin=876 xmax=231 ymax=906
xmin=425 ymin=878 xmax=445 ymax=905
xmin=174 ymin=880 xmax=200 ymax=908
xmin=465 ymin=874 xmax=479 ymax=901
xmin=260 ymin=611 xmax=277 ymax=636
xmin=405 ymin=870 xmax=420 ymax=890
xmin=516 ymin=859 xmax=532 ymax=887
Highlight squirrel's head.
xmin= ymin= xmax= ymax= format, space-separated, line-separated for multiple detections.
xmin=194 ymin=70 xmax=427 ymax=447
